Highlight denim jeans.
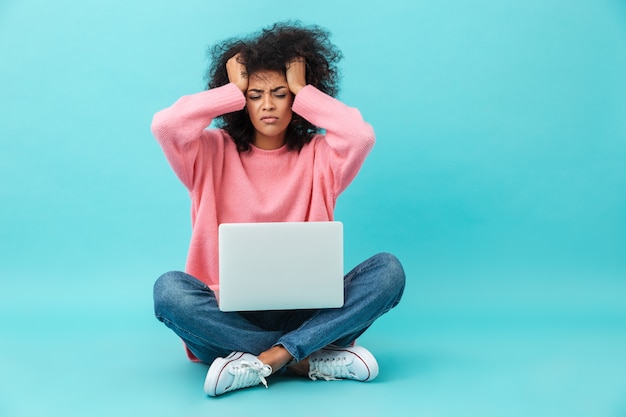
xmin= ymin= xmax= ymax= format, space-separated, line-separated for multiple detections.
xmin=153 ymin=252 xmax=405 ymax=365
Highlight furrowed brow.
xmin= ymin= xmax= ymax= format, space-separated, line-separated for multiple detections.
xmin=247 ymin=86 xmax=288 ymax=94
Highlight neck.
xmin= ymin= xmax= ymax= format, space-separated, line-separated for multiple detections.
xmin=253 ymin=133 xmax=286 ymax=150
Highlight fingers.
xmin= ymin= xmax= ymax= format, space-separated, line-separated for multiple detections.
xmin=286 ymin=57 xmax=306 ymax=95
xmin=226 ymin=53 xmax=248 ymax=93
xmin=226 ymin=54 xmax=305 ymax=94
xmin=286 ymin=56 xmax=305 ymax=67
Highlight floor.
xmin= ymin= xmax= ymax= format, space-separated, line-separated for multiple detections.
xmin=2 ymin=262 xmax=625 ymax=417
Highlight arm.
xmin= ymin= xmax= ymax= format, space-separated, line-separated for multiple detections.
xmin=151 ymin=54 xmax=248 ymax=190
xmin=151 ymin=83 xmax=245 ymax=190
xmin=287 ymin=60 xmax=375 ymax=195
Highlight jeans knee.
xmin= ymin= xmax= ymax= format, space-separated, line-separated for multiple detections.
xmin=153 ymin=271 xmax=188 ymax=319
xmin=153 ymin=271 xmax=215 ymax=322
xmin=374 ymin=252 xmax=406 ymax=301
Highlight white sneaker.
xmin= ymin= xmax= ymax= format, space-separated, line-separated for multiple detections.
xmin=308 ymin=345 xmax=379 ymax=382
xmin=204 ymin=352 xmax=272 ymax=397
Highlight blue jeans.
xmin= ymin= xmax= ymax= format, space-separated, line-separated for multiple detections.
xmin=153 ymin=252 xmax=405 ymax=365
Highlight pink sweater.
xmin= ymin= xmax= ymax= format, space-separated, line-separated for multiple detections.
xmin=152 ymin=83 xmax=375 ymax=292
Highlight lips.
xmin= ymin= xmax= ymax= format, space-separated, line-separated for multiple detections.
xmin=260 ymin=116 xmax=278 ymax=124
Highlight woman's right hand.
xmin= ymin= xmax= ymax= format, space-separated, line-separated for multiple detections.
xmin=226 ymin=53 xmax=248 ymax=93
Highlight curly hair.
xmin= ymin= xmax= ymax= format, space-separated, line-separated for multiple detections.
xmin=205 ymin=21 xmax=343 ymax=152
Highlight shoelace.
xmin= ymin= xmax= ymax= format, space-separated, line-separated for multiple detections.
xmin=229 ymin=360 xmax=272 ymax=390
xmin=308 ymin=356 xmax=352 ymax=381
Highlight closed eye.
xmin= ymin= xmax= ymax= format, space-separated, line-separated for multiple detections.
xmin=246 ymin=85 xmax=290 ymax=102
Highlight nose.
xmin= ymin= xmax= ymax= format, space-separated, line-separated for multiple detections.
xmin=261 ymin=94 xmax=275 ymax=110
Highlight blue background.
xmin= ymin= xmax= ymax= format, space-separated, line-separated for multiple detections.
xmin=1 ymin=0 xmax=625 ymax=416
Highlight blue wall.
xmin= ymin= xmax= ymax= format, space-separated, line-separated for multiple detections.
xmin=2 ymin=0 xmax=624 ymax=284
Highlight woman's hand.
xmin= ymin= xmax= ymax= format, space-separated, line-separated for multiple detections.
xmin=286 ymin=57 xmax=306 ymax=95
xmin=226 ymin=53 xmax=248 ymax=93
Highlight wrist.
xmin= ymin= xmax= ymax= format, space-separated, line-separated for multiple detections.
xmin=291 ymin=84 xmax=305 ymax=95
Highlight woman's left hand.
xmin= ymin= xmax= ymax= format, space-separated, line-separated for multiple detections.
xmin=286 ymin=57 xmax=306 ymax=95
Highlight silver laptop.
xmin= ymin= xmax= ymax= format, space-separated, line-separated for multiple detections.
xmin=218 ymin=221 xmax=344 ymax=312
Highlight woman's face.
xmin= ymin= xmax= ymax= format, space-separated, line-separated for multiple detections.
xmin=245 ymin=70 xmax=294 ymax=150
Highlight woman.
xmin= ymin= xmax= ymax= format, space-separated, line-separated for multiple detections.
xmin=152 ymin=22 xmax=405 ymax=397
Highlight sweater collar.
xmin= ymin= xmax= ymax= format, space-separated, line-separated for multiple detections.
xmin=249 ymin=143 xmax=290 ymax=156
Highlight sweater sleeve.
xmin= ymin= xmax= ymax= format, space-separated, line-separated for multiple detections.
xmin=292 ymin=85 xmax=375 ymax=197
xmin=151 ymin=83 xmax=246 ymax=190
